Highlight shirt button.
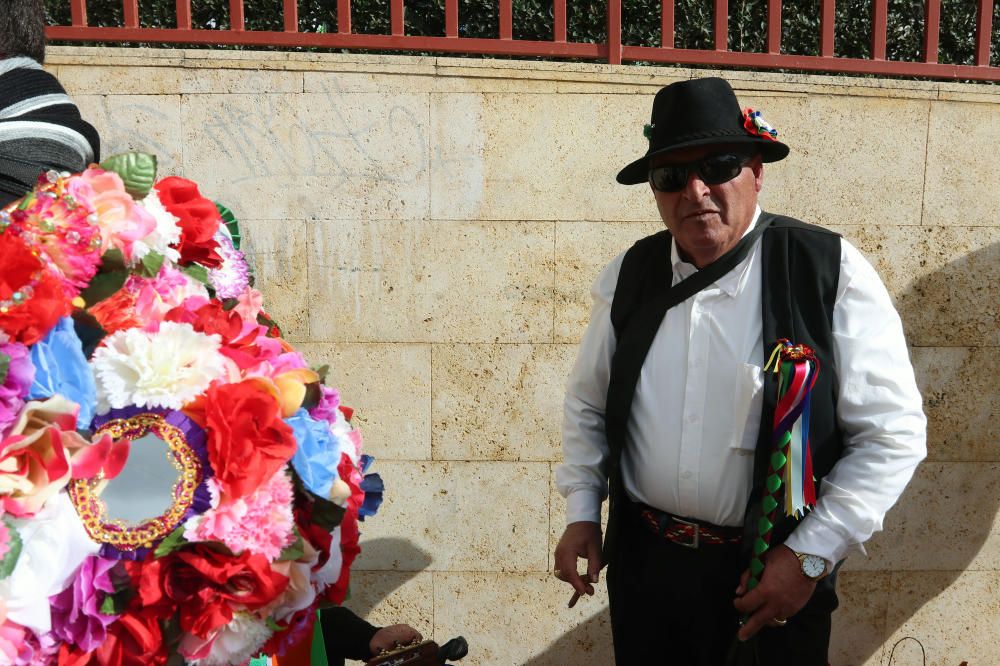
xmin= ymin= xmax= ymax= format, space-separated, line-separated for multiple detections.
xmin=686 ymin=413 xmax=697 ymax=424
xmin=681 ymin=470 xmax=693 ymax=479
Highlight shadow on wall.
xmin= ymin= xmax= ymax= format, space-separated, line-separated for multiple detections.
xmin=523 ymin=607 xmax=612 ymax=666
xmin=829 ymin=239 xmax=1000 ymax=665
xmin=344 ymin=537 xmax=433 ymax=619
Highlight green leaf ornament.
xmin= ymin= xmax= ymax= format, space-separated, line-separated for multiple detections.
xmin=99 ymin=152 xmax=158 ymax=199
xmin=0 ymin=517 xmax=23 ymax=580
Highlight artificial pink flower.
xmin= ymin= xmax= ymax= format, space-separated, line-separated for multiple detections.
xmin=89 ymin=265 xmax=208 ymax=335
xmin=11 ymin=181 xmax=102 ymax=294
xmin=184 ymin=469 xmax=295 ymax=561
xmin=0 ymin=396 xmax=121 ymax=517
xmin=72 ymin=169 xmax=156 ymax=261
xmin=233 ymin=288 xmax=263 ymax=323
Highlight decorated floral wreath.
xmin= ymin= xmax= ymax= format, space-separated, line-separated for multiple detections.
xmin=0 ymin=154 xmax=383 ymax=665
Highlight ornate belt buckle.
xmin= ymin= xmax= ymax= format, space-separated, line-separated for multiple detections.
xmin=673 ymin=516 xmax=700 ymax=549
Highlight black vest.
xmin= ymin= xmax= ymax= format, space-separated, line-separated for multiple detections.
xmin=602 ymin=215 xmax=844 ymax=565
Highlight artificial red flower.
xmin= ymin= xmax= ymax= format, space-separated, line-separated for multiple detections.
xmin=294 ymin=501 xmax=334 ymax=564
xmin=126 ymin=545 xmax=289 ymax=639
xmin=154 ymin=176 xmax=223 ymax=268
xmin=57 ymin=610 xmax=168 ymax=666
xmin=0 ymin=231 xmax=71 ymax=345
xmin=324 ymin=453 xmax=365 ymax=605
xmin=87 ymin=286 xmax=140 ymax=334
xmin=164 ymin=300 xmax=273 ymax=369
xmin=185 ymin=378 xmax=297 ymax=501
xmin=742 ymin=108 xmax=779 ymax=141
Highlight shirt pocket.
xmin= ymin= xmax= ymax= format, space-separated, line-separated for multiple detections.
xmin=730 ymin=362 xmax=764 ymax=455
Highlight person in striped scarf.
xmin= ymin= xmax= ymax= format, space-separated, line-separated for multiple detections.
xmin=0 ymin=0 xmax=101 ymax=208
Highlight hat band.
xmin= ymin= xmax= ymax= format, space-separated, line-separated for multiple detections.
xmin=649 ymin=127 xmax=753 ymax=149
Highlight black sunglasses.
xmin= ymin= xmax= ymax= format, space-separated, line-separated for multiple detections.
xmin=648 ymin=153 xmax=753 ymax=192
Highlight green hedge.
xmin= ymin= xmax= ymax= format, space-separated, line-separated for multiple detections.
xmin=45 ymin=0 xmax=998 ymax=68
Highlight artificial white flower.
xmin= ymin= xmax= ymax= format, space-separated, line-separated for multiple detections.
xmin=132 ymin=189 xmax=182 ymax=264
xmin=91 ymin=321 xmax=227 ymax=413
xmin=189 ymin=612 xmax=274 ymax=666
xmin=6 ymin=493 xmax=100 ymax=633
xmin=266 ymin=541 xmax=319 ymax=622
xmin=312 ymin=524 xmax=343 ymax=592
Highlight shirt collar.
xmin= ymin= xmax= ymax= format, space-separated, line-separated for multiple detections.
xmin=670 ymin=205 xmax=762 ymax=297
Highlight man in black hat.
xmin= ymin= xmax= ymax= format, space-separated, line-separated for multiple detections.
xmin=553 ymin=77 xmax=926 ymax=664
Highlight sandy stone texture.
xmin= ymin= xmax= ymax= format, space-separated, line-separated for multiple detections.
xmin=239 ymin=218 xmax=311 ymax=342
xmin=911 ymin=346 xmax=1000 ymax=462
xmin=180 ymin=92 xmax=431 ymax=221
xmin=883 ymin=571 xmax=1000 ymax=665
xmin=844 ymin=462 xmax=1000 ymax=573
xmin=349 ymin=571 xmax=435 ymax=639
xmin=923 ymin=100 xmax=1000 ymax=228
xmin=73 ymin=94 xmax=184 ymax=174
xmin=831 ymin=224 xmax=1000 ymax=348
xmin=432 ymin=344 xmax=576 ymax=462
xmin=433 ymin=573 xmax=613 ymax=666
xmin=295 ymin=342 xmax=432 ymax=461
xmin=554 ymin=220 xmax=664 ymax=343
xmin=829 ymin=570 xmax=892 ymax=666
xmin=760 ymin=94 xmax=929 ymax=229
xmin=308 ymin=220 xmax=555 ymax=343
xmin=356 ymin=461 xmax=549 ymax=573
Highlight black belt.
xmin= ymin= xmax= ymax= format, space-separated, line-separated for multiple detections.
xmin=635 ymin=503 xmax=743 ymax=548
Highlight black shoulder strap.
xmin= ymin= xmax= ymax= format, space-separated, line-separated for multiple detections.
xmin=605 ymin=213 xmax=776 ymax=459
xmin=610 ymin=230 xmax=671 ymax=341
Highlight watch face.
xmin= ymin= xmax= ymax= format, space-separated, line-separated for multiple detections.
xmin=802 ymin=555 xmax=826 ymax=578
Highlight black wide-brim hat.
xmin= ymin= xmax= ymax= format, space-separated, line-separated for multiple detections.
xmin=617 ymin=77 xmax=790 ymax=185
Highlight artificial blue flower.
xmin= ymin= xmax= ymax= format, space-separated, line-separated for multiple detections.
xmin=359 ymin=454 xmax=384 ymax=521
xmin=286 ymin=408 xmax=341 ymax=499
xmin=28 ymin=317 xmax=97 ymax=429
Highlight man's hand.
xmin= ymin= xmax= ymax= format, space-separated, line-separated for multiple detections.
xmin=369 ymin=624 xmax=422 ymax=655
xmin=732 ymin=545 xmax=816 ymax=640
xmin=553 ymin=521 xmax=603 ymax=608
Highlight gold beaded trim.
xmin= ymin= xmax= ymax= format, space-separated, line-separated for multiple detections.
xmin=68 ymin=413 xmax=205 ymax=551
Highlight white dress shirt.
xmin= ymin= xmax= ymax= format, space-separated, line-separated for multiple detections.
xmin=556 ymin=208 xmax=927 ymax=566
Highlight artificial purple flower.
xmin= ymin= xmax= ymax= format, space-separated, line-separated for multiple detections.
xmin=48 ymin=555 xmax=120 ymax=652
xmin=208 ymin=232 xmax=251 ymax=299
xmin=0 ymin=340 xmax=35 ymax=438
xmin=308 ymin=385 xmax=341 ymax=425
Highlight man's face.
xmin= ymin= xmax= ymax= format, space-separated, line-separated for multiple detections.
xmin=649 ymin=143 xmax=764 ymax=268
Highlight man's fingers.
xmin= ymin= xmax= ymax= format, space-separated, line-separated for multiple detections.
xmin=566 ymin=568 xmax=593 ymax=596
xmin=732 ymin=584 xmax=764 ymax=615
xmin=567 ymin=590 xmax=582 ymax=608
xmin=586 ymin=539 xmax=602 ymax=585
xmin=553 ymin=522 xmax=602 ymax=599
xmin=737 ymin=604 xmax=774 ymax=641
xmin=734 ymin=568 xmax=751 ymax=595
xmin=554 ymin=557 xmax=592 ymax=596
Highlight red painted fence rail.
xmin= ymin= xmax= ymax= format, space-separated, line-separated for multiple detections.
xmin=47 ymin=0 xmax=999 ymax=81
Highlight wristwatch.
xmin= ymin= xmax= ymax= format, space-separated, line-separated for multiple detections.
xmin=792 ymin=550 xmax=828 ymax=581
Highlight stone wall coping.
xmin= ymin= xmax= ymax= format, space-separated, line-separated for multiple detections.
xmin=46 ymin=45 xmax=1000 ymax=102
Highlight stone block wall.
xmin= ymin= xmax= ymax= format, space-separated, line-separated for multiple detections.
xmin=47 ymin=46 xmax=999 ymax=665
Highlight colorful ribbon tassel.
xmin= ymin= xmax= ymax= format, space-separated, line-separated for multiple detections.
xmin=765 ymin=339 xmax=820 ymax=518
xmin=746 ymin=339 xmax=820 ymax=594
